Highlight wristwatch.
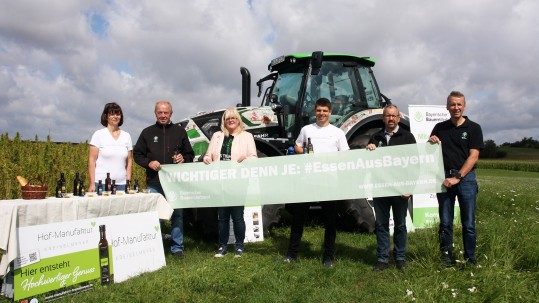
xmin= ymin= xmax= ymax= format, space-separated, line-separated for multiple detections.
xmin=449 ymin=169 xmax=462 ymax=179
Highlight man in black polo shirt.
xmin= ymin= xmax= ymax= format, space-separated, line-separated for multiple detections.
xmin=428 ymin=91 xmax=484 ymax=266
xmin=367 ymin=104 xmax=416 ymax=271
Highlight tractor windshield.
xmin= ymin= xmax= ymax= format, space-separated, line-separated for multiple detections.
xmin=303 ymin=61 xmax=381 ymax=119
xmin=267 ymin=72 xmax=302 ymax=109
xmin=265 ymin=60 xmax=382 ymax=121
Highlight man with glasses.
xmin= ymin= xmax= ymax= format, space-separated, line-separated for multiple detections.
xmin=133 ymin=100 xmax=194 ymax=259
xmin=366 ymin=104 xmax=416 ymax=271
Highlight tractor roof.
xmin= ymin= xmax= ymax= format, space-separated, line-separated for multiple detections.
xmin=269 ymin=53 xmax=376 ymax=71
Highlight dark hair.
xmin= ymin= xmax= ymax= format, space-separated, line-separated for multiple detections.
xmin=315 ymin=98 xmax=332 ymax=110
xmin=447 ymin=91 xmax=466 ymax=105
xmin=101 ymin=102 xmax=124 ymax=127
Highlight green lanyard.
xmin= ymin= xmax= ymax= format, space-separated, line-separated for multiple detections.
xmin=225 ymin=136 xmax=233 ymax=155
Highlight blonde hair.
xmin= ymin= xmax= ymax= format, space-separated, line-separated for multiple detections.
xmin=221 ymin=108 xmax=245 ymax=136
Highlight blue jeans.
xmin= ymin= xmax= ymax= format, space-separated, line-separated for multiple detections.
xmin=437 ymin=170 xmax=478 ymax=263
xmin=217 ymin=206 xmax=245 ymax=250
xmin=373 ymin=196 xmax=409 ymax=263
xmin=148 ymin=183 xmax=184 ymax=253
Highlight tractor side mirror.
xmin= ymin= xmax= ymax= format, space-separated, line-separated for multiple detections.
xmin=310 ymin=51 xmax=324 ymax=75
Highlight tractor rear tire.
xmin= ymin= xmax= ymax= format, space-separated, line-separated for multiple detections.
xmin=337 ymin=199 xmax=375 ymax=233
xmin=262 ymin=204 xmax=286 ymax=236
xmin=349 ymin=127 xmax=382 ymax=149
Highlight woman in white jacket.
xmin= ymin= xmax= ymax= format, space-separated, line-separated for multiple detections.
xmin=203 ymin=108 xmax=257 ymax=258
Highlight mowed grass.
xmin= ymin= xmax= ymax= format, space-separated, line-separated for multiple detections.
xmin=2 ymin=169 xmax=535 ymax=303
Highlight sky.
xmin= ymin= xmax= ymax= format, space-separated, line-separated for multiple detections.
xmin=1 ymin=0 xmax=538 ymax=145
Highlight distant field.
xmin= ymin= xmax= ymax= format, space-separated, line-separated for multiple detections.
xmin=478 ymin=147 xmax=539 ymax=172
xmin=496 ymin=146 xmax=539 ymax=161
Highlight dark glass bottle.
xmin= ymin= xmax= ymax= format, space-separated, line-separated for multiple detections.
xmin=307 ymin=138 xmax=314 ymax=154
xmin=98 ymin=225 xmax=112 ymax=285
xmin=111 ymin=180 xmax=116 ymax=195
xmin=56 ymin=180 xmax=62 ymax=198
xmin=125 ymin=180 xmax=131 ymax=192
xmin=303 ymin=142 xmax=308 ymax=154
xmin=134 ymin=180 xmax=139 ymax=193
xmin=73 ymin=172 xmax=81 ymax=196
xmin=97 ymin=180 xmax=103 ymax=196
xmin=59 ymin=172 xmax=66 ymax=196
xmin=105 ymin=173 xmax=112 ymax=192
xmin=79 ymin=177 xmax=85 ymax=196
xmin=172 ymin=147 xmax=179 ymax=164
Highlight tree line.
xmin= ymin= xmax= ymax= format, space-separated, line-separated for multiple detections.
xmin=481 ymin=137 xmax=539 ymax=159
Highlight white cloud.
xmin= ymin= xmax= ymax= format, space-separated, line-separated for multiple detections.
xmin=0 ymin=0 xmax=538 ymax=145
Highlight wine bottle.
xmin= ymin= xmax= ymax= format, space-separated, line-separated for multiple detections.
xmin=79 ymin=177 xmax=85 ymax=196
xmin=307 ymin=138 xmax=314 ymax=154
xmin=59 ymin=172 xmax=66 ymax=197
xmin=105 ymin=173 xmax=111 ymax=192
xmin=97 ymin=180 xmax=103 ymax=196
xmin=303 ymin=142 xmax=308 ymax=154
xmin=73 ymin=172 xmax=81 ymax=196
xmin=172 ymin=146 xmax=179 ymax=164
xmin=111 ymin=180 xmax=116 ymax=195
xmin=56 ymin=180 xmax=62 ymax=198
xmin=98 ymin=225 xmax=112 ymax=285
xmin=134 ymin=180 xmax=139 ymax=193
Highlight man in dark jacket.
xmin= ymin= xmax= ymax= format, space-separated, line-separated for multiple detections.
xmin=134 ymin=100 xmax=194 ymax=258
xmin=367 ymin=104 xmax=416 ymax=271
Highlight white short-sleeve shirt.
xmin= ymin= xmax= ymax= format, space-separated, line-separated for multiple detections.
xmin=90 ymin=128 xmax=133 ymax=185
xmin=296 ymin=123 xmax=350 ymax=153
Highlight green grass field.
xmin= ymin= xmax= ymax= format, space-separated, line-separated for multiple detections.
xmin=84 ymin=170 xmax=539 ymax=302
xmin=2 ymin=169 xmax=536 ymax=303
xmin=1 ymin=140 xmax=538 ymax=302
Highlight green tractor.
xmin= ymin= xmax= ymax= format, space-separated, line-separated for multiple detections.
xmin=181 ymin=51 xmax=410 ymax=236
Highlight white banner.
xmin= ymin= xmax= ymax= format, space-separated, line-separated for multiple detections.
xmin=13 ymin=211 xmax=165 ymax=301
xmin=408 ymin=105 xmax=452 ymax=228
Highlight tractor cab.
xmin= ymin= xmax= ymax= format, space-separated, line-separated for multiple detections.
xmin=254 ymin=52 xmax=389 ymax=140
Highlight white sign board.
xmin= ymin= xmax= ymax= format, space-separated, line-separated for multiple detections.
xmin=408 ymin=105 xmax=453 ymax=228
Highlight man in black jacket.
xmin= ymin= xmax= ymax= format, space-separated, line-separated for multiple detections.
xmin=134 ymin=100 xmax=194 ymax=258
xmin=367 ymin=104 xmax=416 ymax=271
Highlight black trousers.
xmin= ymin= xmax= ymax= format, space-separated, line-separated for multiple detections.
xmin=286 ymin=201 xmax=337 ymax=261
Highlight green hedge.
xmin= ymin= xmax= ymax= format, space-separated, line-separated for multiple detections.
xmin=0 ymin=133 xmax=146 ymax=200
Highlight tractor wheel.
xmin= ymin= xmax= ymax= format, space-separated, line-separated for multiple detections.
xmin=349 ymin=127 xmax=382 ymax=149
xmin=255 ymin=149 xmax=287 ymax=236
xmin=336 ymin=199 xmax=375 ymax=233
xmin=188 ymin=207 xmax=218 ymax=240
xmin=262 ymin=204 xmax=286 ymax=236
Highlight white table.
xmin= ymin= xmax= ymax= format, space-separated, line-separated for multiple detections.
xmin=0 ymin=193 xmax=173 ymax=278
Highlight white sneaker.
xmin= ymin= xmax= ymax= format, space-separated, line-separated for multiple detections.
xmin=214 ymin=247 xmax=227 ymax=258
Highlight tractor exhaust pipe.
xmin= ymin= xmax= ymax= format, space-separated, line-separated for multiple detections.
xmin=240 ymin=67 xmax=251 ymax=107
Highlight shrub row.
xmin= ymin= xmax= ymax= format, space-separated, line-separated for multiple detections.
xmin=0 ymin=134 xmax=146 ymax=200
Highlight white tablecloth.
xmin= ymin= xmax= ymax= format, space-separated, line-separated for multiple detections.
xmin=0 ymin=193 xmax=173 ymax=277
